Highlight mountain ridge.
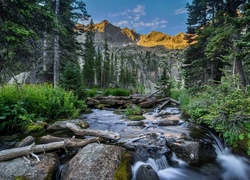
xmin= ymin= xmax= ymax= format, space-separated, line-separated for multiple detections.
xmin=75 ymin=20 xmax=194 ymax=49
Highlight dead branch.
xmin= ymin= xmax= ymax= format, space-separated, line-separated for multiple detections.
xmin=66 ymin=122 xmax=120 ymax=140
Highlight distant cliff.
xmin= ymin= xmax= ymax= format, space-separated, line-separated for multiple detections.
xmin=74 ymin=20 xmax=194 ymax=49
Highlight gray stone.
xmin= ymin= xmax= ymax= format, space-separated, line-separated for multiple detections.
xmin=61 ymin=143 xmax=126 ymax=180
xmin=136 ymin=165 xmax=159 ymax=180
xmin=158 ymin=119 xmax=179 ymax=126
xmin=0 ymin=153 xmax=59 ymax=179
xmin=166 ymin=139 xmax=217 ymax=165
xmin=47 ymin=119 xmax=89 ymax=130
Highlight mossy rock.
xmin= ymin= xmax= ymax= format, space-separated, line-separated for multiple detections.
xmin=95 ymin=104 xmax=106 ymax=109
xmin=15 ymin=177 xmax=30 ymax=180
xmin=82 ymin=108 xmax=93 ymax=114
xmin=127 ymin=115 xmax=145 ymax=121
xmin=79 ymin=121 xmax=90 ymax=128
xmin=237 ymin=136 xmax=250 ymax=155
xmin=24 ymin=121 xmax=47 ymax=133
xmin=114 ymin=151 xmax=133 ymax=180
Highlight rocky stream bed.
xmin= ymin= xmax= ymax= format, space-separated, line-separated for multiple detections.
xmin=0 ymin=106 xmax=250 ymax=180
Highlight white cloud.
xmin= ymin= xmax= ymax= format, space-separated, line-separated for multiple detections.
xmin=133 ymin=5 xmax=145 ymax=14
xmin=108 ymin=4 xmax=168 ymax=33
xmin=115 ymin=20 xmax=129 ymax=27
xmin=175 ymin=8 xmax=187 ymax=15
xmin=132 ymin=18 xmax=167 ymax=30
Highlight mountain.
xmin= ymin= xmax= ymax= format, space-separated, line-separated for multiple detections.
xmin=75 ymin=20 xmax=187 ymax=93
xmin=75 ymin=20 xmax=192 ymax=49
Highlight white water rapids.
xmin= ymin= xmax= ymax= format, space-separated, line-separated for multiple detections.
xmin=82 ymin=108 xmax=250 ymax=180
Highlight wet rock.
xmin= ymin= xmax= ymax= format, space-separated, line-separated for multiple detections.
xmin=0 ymin=153 xmax=59 ymax=179
xmin=166 ymin=138 xmax=217 ymax=165
xmin=124 ymin=133 xmax=172 ymax=160
xmin=61 ymin=143 xmax=127 ymax=180
xmin=127 ymin=121 xmax=145 ymax=126
xmin=136 ymin=165 xmax=159 ymax=180
xmin=47 ymin=119 xmax=89 ymax=131
xmin=158 ymin=119 xmax=179 ymax=126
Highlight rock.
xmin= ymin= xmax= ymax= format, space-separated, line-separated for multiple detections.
xmin=47 ymin=119 xmax=89 ymax=131
xmin=61 ymin=143 xmax=127 ymax=180
xmin=0 ymin=153 xmax=59 ymax=179
xmin=127 ymin=115 xmax=146 ymax=121
xmin=136 ymin=165 xmax=159 ymax=180
xmin=127 ymin=121 xmax=145 ymax=126
xmin=166 ymin=138 xmax=217 ymax=165
xmin=158 ymin=119 xmax=179 ymax=126
xmin=114 ymin=151 xmax=133 ymax=180
xmin=124 ymin=133 xmax=172 ymax=160
xmin=16 ymin=136 xmax=35 ymax=147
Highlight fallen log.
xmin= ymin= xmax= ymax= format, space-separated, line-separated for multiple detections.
xmin=40 ymin=135 xmax=83 ymax=144
xmin=138 ymin=88 xmax=163 ymax=103
xmin=138 ymin=97 xmax=158 ymax=108
xmin=0 ymin=137 xmax=103 ymax=162
xmin=158 ymin=100 xmax=170 ymax=111
xmin=66 ymin=122 xmax=120 ymax=140
xmin=170 ymin=98 xmax=180 ymax=105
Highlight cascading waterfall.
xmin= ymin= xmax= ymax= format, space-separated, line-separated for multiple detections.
xmin=132 ymin=131 xmax=250 ymax=180
xmin=207 ymin=132 xmax=250 ymax=180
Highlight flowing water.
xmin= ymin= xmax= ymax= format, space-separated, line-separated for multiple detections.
xmin=81 ymin=108 xmax=250 ymax=180
xmin=0 ymin=107 xmax=250 ymax=179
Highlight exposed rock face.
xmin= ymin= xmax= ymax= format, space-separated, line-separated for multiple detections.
xmin=75 ymin=20 xmax=194 ymax=49
xmin=0 ymin=153 xmax=59 ymax=179
xmin=61 ymin=143 xmax=127 ymax=180
xmin=138 ymin=32 xmax=190 ymax=49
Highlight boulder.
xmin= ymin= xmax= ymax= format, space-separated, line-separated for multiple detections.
xmin=0 ymin=153 xmax=59 ymax=179
xmin=124 ymin=133 xmax=172 ymax=160
xmin=136 ymin=165 xmax=159 ymax=180
xmin=47 ymin=119 xmax=89 ymax=131
xmin=61 ymin=143 xmax=127 ymax=180
xmin=166 ymin=138 xmax=217 ymax=165
xmin=158 ymin=119 xmax=179 ymax=126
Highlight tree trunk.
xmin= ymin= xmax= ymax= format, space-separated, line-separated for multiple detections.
xmin=53 ymin=0 xmax=60 ymax=87
xmin=0 ymin=137 xmax=103 ymax=162
xmin=43 ymin=32 xmax=48 ymax=71
xmin=233 ymin=34 xmax=246 ymax=87
xmin=66 ymin=122 xmax=120 ymax=140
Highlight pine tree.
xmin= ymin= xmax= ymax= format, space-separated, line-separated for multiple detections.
xmin=82 ymin=19 xmax=95 ymax=87
xmin=103 ymin=39 xmax=110 ymax=88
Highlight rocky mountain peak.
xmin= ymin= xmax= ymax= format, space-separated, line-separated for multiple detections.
xmin=75 ymin=20 xmax=195 ymax=49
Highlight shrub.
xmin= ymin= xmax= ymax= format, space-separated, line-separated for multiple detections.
xmin=182 ymin=77 xmax=250 ymax=151
xmin=102 ymin=88 xmax=130 ymax=96
xmin=0 ymin=84 xmax=86 ymax=131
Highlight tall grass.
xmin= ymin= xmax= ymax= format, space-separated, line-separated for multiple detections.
xmin=0 ymin=84 xmax=86 ymax=131
xmin=102 ymin=88 xmax=130 ymax=96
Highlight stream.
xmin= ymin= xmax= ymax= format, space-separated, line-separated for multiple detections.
xmin=0 ymin=106 xmax=250 ymax=179
xmin=81 ymin=107 xmax=250 ymax=180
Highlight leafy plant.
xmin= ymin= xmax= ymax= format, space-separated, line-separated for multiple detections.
xmin=102 ymin=88 xmax=130 ymax=96
xmin=0 ymin=84 xmax=86 ymax=131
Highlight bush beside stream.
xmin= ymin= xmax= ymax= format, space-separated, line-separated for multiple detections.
xmin=0 ymin=84 xmax=86 ymax=131
xmin=173 ymin=77 xmax=250 ymax=156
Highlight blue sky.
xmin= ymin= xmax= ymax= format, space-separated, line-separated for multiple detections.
xmin=82 ymin=0 xmax=192 ymax=35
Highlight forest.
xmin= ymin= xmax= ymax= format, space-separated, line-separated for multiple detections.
xmin=0 ymin=0 xmax=249 ymax=155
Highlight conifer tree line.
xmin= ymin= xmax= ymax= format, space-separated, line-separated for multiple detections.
xmin=184 ymin=0 xmax=250 ymax=89
xmin=0 ymin=0 xmax=174 ymax=94
xmin=0 ymin=0 xmax=88 ymax=86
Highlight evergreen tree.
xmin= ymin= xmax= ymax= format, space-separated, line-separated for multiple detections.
xmin=82 ymin=19 xmax=95 ymax=87
xmin=95 ymin=47 xmax=103 ymax=87
xmin=103 ymin=39 xmax=110 ymax=88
